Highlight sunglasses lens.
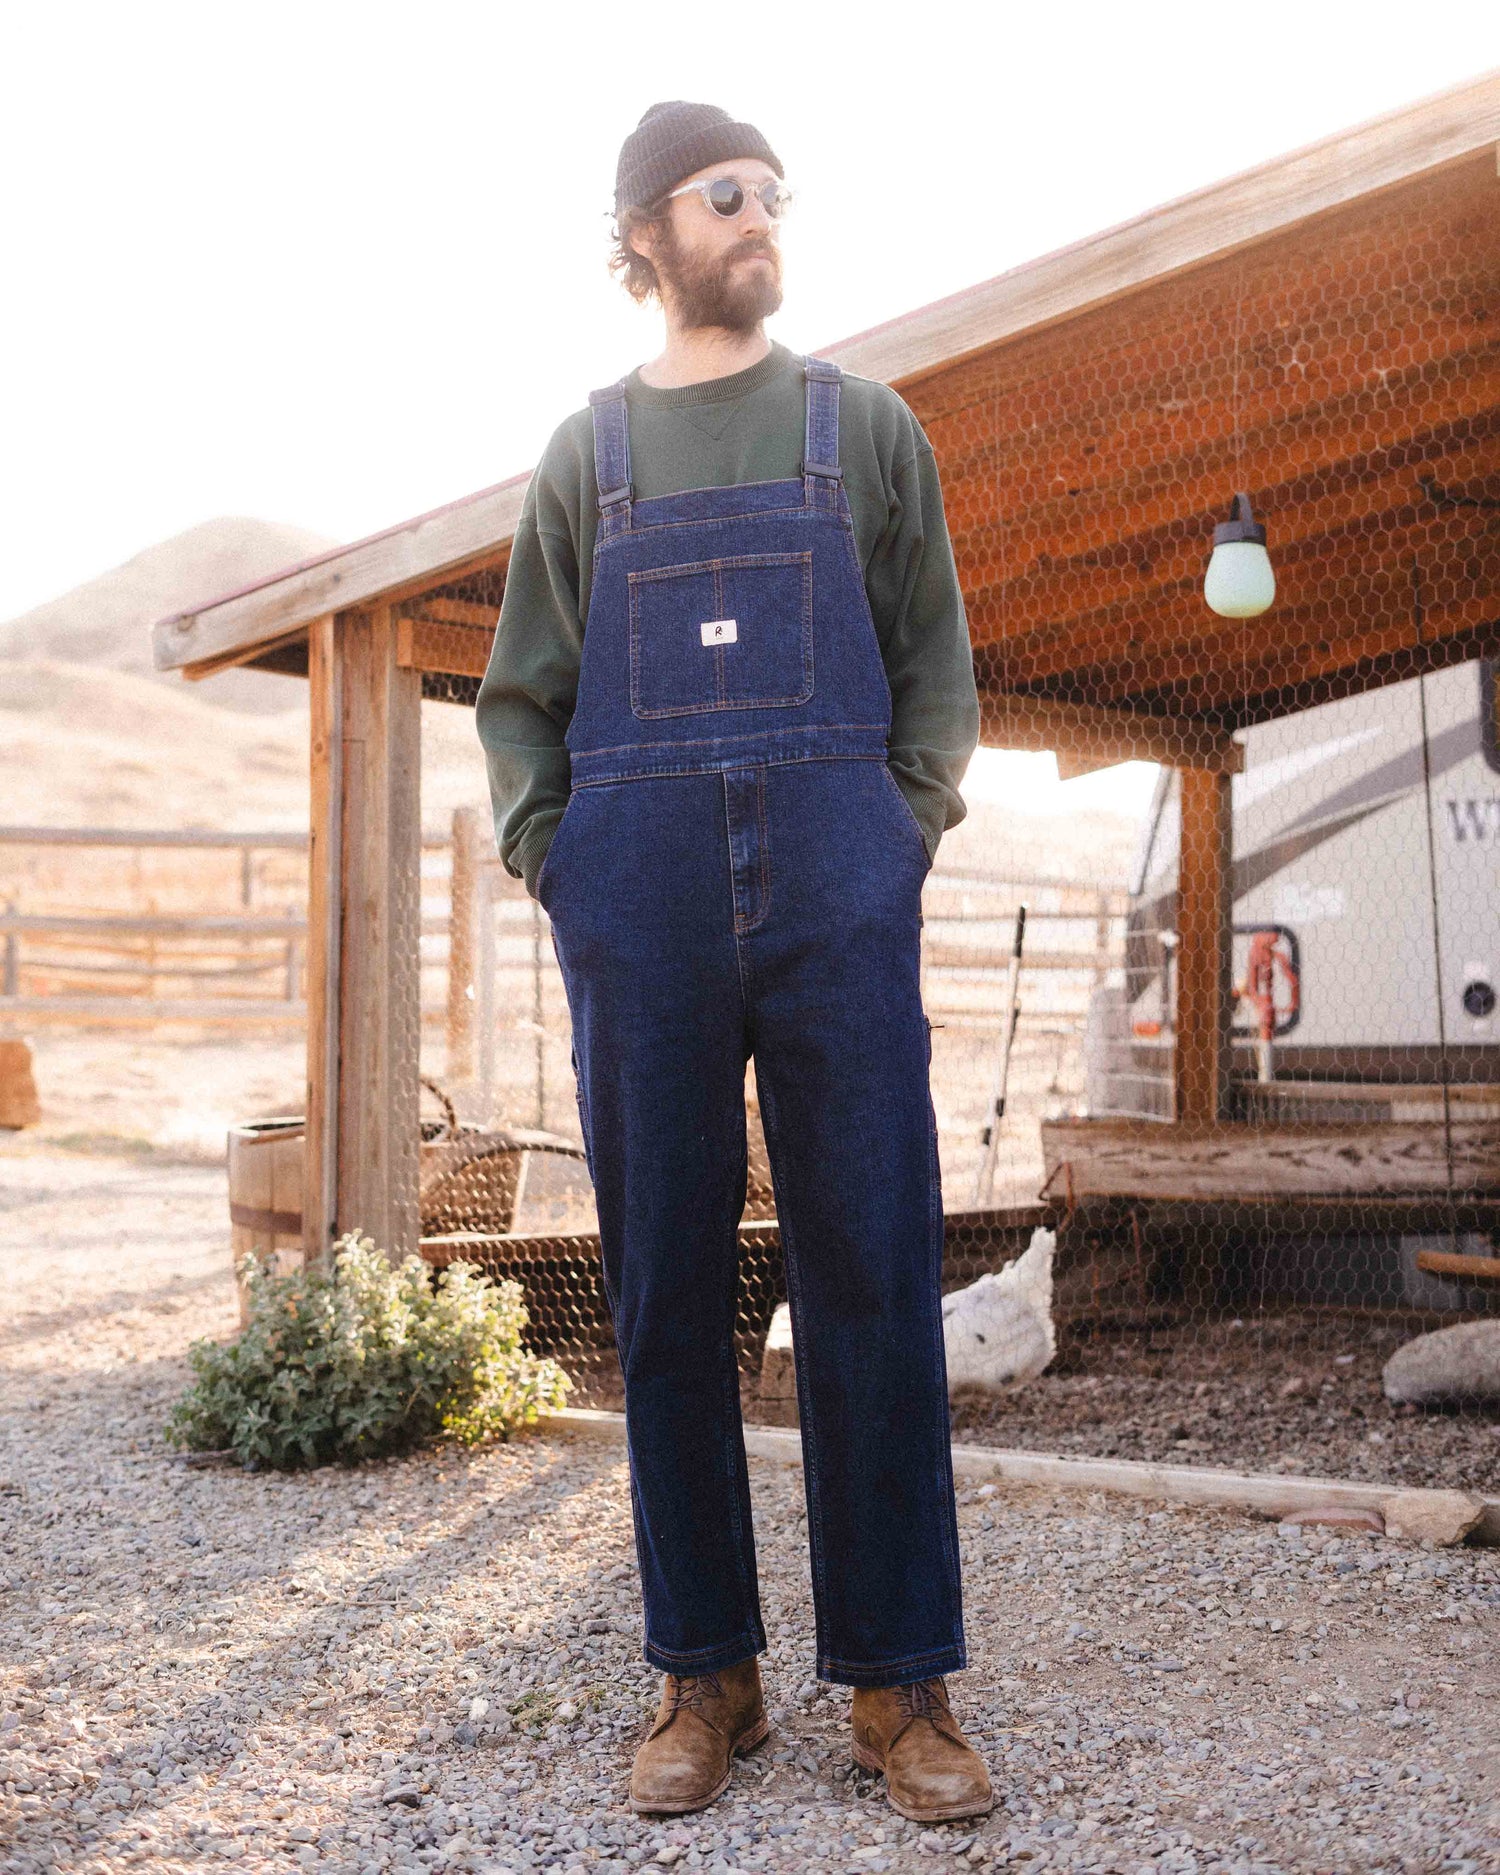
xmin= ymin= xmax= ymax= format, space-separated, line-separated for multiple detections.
xmin=707 ymin=178 xmax=745 ymax=217
xmin=758 ymin=183 xmax=787 ymax=219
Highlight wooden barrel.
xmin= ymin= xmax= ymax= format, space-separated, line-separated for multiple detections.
xmin=227 ymin=1117 xmax=305 ymax=1325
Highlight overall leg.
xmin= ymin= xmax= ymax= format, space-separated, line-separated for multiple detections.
xmin=545 ymin=773 xmax=765 ymax=1673
xmin=744 ymin=758 xmax=964 ymax=1686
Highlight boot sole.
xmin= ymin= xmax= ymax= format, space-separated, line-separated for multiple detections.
xmin=850 ymin=1739 xmax=995 ymax=1824
xmin=629 ymin=1712 xmax=771 ymax=1816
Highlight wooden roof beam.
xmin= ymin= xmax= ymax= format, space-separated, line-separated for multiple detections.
xmin=978 ymin=692 xmax=1243 ymax=772
xmin=153 ymin=482 xmax=526 ymax=677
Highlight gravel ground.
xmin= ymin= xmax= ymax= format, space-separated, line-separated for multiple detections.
xmin=2 ymin=1145 xmax=1499 ymax=1875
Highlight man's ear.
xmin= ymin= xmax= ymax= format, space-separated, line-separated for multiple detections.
xmin=627 ymin=212 xmax=663 ymax=265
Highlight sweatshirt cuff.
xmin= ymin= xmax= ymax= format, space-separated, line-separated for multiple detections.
xmin=512 ymin=816 xmax=561 ymax=901
xmin=889 ymin=765 xmax=949 ymax=865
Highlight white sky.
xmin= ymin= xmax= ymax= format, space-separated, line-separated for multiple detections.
xmin=4 ymin=3 xmax=1498 ymax=813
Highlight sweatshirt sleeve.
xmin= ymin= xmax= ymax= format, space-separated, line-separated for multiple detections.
xmin=865 ymin=424 xmax=981 ymax=863
xmin=474 ymin=430 xmax=587 ymax=898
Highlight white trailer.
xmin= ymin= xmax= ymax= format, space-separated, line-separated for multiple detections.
xmin=1086 ymin=660 xmax=1499 ymax=1307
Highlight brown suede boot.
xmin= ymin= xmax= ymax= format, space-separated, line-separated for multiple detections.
xmin=629 ymin=1657 xmax=770 ymax=1815
xmin=850 ymin=1677 xmax=994 ymax=1823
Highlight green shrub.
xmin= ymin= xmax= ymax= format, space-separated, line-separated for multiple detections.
xmin=166 ymin=1232 xmax=570 ymax=1470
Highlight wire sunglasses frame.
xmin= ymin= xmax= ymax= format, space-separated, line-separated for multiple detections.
xmin=666 ymin=174 xmax=794 ymax=221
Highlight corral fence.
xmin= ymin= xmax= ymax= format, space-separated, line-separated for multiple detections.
xmin=0 ymin=824 xmax=459 ymax=1027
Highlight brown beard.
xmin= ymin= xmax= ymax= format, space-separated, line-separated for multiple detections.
xmin=654 ymin=221 xmax=783 ymax=332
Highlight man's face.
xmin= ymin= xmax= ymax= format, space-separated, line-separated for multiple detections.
xmin=637 ymin=157 xmax=784 ymax=332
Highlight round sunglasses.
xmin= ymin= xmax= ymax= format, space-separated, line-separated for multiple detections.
xmin=666 ymin=175 xmax=793 ymax=221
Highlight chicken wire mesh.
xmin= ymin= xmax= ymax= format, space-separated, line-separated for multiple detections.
xmin=397 ymin=157 xmax=1498 ymax=1493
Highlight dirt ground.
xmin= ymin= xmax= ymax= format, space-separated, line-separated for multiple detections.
xmin=950 ymin=1311 xmax=1500 ymax=1495
xmin=2 ymin=1142 xmax=1498 ymax=1875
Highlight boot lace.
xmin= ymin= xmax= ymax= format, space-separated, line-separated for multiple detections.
xmin=666 ymin=1670 xmax=724 ymax=1715
xmin=896 ymin=1677 xmax=948 ymax=1724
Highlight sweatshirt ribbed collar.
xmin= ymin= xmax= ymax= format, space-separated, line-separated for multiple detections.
xmin=624 ymin=341 xmax=799 ymax=409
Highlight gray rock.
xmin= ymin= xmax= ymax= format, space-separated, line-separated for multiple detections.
xmin=1382 ymin=1319 xmax=1500 ymax=1405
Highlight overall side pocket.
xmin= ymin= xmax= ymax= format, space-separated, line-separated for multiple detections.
xmin=534 ymin=789 xmax=583 ymax=912
xmin=878 ymin=762 xmax=934 ymax=875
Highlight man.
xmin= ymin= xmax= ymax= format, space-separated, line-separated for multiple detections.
xmin=476 ymin=101 xmax=989 ymax=1824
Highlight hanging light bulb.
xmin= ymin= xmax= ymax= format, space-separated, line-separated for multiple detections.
xmin=1204 ymin=492 xmax=1276 ymax=618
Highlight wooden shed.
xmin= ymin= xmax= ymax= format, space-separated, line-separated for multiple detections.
xmin=153 ymin=73 xmax=1500 ymax=1264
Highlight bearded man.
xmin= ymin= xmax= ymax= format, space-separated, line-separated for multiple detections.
xmin=476 ymin=101 xmax=989 ymax=1823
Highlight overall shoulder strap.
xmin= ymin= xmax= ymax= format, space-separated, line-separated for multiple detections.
xmin=587 ymin=380 xmax=633 ymax=535
xmin=801 ymin=357 xmax=843 ymax=510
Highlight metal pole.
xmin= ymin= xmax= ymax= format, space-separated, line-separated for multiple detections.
xmin=973 ymin=905 xmax=1027 ymax=1207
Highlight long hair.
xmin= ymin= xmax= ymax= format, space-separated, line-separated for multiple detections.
xmin=609 ymin=200 xmax=671 ymax=304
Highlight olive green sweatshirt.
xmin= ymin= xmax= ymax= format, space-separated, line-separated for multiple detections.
xmin=475 ymin=341 xmax=979 ymax=897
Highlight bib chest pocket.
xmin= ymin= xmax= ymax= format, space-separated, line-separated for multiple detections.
xmin=628 ymin=552 xmax=814 ymax=720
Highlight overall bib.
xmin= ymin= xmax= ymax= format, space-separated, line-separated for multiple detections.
xmin=536 ymin=357 xmax=966 ymax=1687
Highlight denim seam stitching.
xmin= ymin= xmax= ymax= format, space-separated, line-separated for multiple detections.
xmin=604 ymin=506 xmax=812 ymax=538
xmin=627 ymin=551 xmax=812 ymax=582
xmin=879 ymin=762 xmax=934 ymax=870
xmin=570 ymin=749 xmax=889 ymax=788
xmin=723 ymin=771 xmax=756 ymax=1014
xmin=733 ymin=768 xmax=772 ymax=937
xmin=644 ymin=1630 xmax=766 ymax=1668
xmin=753 ymin=1071 xmax=831 ymax=1668
xmin=572 ymin=723 xmax=884 ymax=758
xmin=719 ymin=1189 xmax=759 ymax=1631
xmin=818 ymin=1642 xmax=968 ymax=1677
xmin=923 ymin=1071 xmax=966 ymax=1642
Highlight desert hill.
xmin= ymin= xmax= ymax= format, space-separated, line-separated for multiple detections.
xmin=0 ymin=517 xmax=335 ymax=715
xmin=0 ymin=659 xmax=310 ymax=829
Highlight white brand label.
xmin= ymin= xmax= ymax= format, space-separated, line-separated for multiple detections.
xmin=700 ymin=618 xmax=738 ymax=646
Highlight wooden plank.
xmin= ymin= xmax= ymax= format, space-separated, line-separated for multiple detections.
xmin=153 ymin=478 xmax=527 ymax=676
xmin=536 ymin=1409 xmax=1500 ymax=1544
xmin=1040 ymin=1117 xmax=1500 ymax=1199
xmin=1414 ymin=1248 xmax=1500 ymax=1284
xmin=394 ymin=615 xmax=495 ymax=680
xmin=826 ymin=75 xmax=1500 ymax=389
xmin=179 ymin=620 xmax=313 ymax=684
xmin=979 ymin=694 xmax=1243 ymax=772
xmin=0 ymin=826 xmax=308 ymax=850
xmin=0 ymin=912 xmax=306 ymax=939
xmin=445 ymin=805 xmax=484 ymax=1081
xmin=333 ymin=607 xmax=423 ymax=1260
xmin=410 ymin=598 xmax=500 ymax=630
xmin=1174 ymin=769 xmax=1232 ymax=1125
xmin=303 ymin=614 xmax=341 ymax=1265
xmin=0 ymin=997 xmax=306 ymax=1025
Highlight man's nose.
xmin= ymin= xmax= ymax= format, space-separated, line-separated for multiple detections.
xmin=739 ymin=193 xmax=773 ymax=235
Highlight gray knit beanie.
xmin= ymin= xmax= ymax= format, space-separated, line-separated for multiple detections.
xmin=614 ymin=101 xmax=782 ymax=218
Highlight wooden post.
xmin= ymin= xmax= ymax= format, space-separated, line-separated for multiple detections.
xmin=303 ymin=616 xmax=341 ymax=1266
xmin=1174 ymin=767 xmax=1233 ymax=1126
xmin=446 ymin=805 xmax=485 ymax=1083
xmin=302 ymin=607 xmax=423 ymax=1264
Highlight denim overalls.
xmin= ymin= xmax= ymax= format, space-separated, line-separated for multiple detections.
xmin=535 ymin=357 xmax=966 ymax=1687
